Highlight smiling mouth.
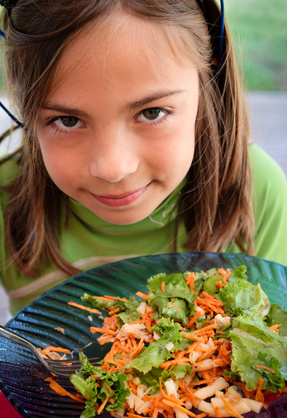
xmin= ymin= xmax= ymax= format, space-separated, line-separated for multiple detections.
xmin=91 ymin=185 xmax=150 ymax=208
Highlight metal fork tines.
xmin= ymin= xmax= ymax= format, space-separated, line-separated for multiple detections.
xmin=46 ymin=357 xmax=101 ymax=377
xmin=0 ymin=325 xmax=100 ymax=377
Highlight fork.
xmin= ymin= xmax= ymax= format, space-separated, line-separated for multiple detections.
xmin=0 ymin=325 xmax=100 ymax=377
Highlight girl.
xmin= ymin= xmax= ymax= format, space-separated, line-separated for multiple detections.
xmin=0 ymin=0 xmax=286 ymax=317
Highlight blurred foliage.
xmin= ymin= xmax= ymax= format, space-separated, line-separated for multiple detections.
xmin=225 ymin=0 xmax=287 ymax=91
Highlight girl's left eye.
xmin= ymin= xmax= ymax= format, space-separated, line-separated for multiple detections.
xmin=136 ymin=107 xmax=170 ymax=123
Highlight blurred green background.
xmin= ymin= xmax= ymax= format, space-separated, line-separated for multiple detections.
xmin=225 ymin=0 xmax=287 ymax=91
xmin=0 ymin=0 xmax=286 ymax=91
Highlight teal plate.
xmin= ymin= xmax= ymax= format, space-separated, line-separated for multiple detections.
xmin=0 ymin=252 xmax=287 ymax=417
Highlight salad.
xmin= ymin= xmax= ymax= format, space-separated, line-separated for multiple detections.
xmin=44 ymin=266 xmax=287 ymax=418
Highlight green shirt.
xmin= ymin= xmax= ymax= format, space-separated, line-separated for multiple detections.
xmin=1 ymin=145 xmax=287 ymax=315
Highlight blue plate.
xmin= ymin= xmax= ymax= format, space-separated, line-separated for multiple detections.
xmin=0 ymin=252 xmax=287 ymax=417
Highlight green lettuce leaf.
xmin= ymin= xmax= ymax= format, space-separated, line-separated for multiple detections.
xmin=147 ymin=273 xmax=196 ymax=324
xmin=230 ymin=315 xmax=287 ymax=391
xmin=266 ymin=303 xmax=287 ymax=337
xmin=196 ymin=265 xmax=247 ymax=296
xmin=217 ymin=279 xmax=270 ymax=317
xmin=71 ymin=353 xmax=130 ymax=417
xmin=81 ymin=293 xmax=141 ymax=323
xmin=228 ymin=265 xmax=248 ymax=283
xmin=133 ymin=363 xmax=192 ymax=394
xmin=130 ymin=328 xmax=183 ymax=374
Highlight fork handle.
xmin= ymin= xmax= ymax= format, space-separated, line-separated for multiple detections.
xmin=0 ymin=325 xmax=53 ymax=372
xmin=0 ymin=325 xmax=34 ymax=350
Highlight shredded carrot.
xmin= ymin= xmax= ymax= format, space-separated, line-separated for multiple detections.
xmin=93 ymin=295 xmax=128 ymax=302
xmin=68 ymin=301 xmax=101 ymax=314
xmin=162 ymin=399 xmax=198 ymax=417
xmin=255 ymin=378 xmax=265 ymax=403
xmin=256 ymin=365 xmax=276 ymax=374
xmin=218 ymin=268 xmax=231 ymax=286
xmin=197 ymin=346 xmax=218 ymax=361
xmin=98 ymin=334 xmax=114 ymax=345
xmin=135 ymin=291 xmax=149 ymax=300
xmin=108 ymin=307 xmax=121 ymax=315
xmin=62 ymin=267 xmax=281 ymax=418
xmin=268 ymin=324 xmax=281 ymax=334
xmin=186 ymin=310 xmax=202 ymax=328
xmin=104 ymin=295 xmax=129 ymax=302
xmin=45 ymin=377 xmax=85 ymax=403
xmin=220 ymin=395 xmax=243 ymax=418
xmin=90 ymin=326 xmax=116 ymax=335
xmin=186 ymin=272 xmax=196 ymax=291
xmin=55 ymin=327 xmax=65 ymax=334
xmin=152 ymin=406 xmax=159 ymax=418
xmin=182 ymin=332 xmax=205 ymax=342
xmin=43 ymin=346 xmax=71 ymax=354
xmin=97 ymin=395 xmax=111 ymax=414
xmin=215 ymin=280 xmax=223 ymax=289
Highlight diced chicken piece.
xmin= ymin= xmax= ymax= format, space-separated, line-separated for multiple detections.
xmin=116 ymin=323 xmax=146 ymax=341
xmin=244 ymin=398 xmax=264 ymax=413
xmin=195 ymin=305 xmax=205 ymax=318
xmin=126 ymin=391 xmax=145 ymax=412
xmin=136 ymin=301 xmax=147 ymax=317
xmin=194 ymin=377 xmax=229 ymax=399
xmin=215 ymin=313 xmax=231 ymax=329
xmin=165 ymin=342 xmax=174 ymax=351
xmin=227 ymin=385 xmax=242 ymax=398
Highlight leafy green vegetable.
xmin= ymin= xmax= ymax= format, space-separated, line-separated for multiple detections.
xmin=147 ymin=273 xmax=196 ymax=324
xmin=81 ymin=293 xmax=141 ymax=323
xmin=133 ymin=363 xmax=192 ymax=394
xmin=196 ymin=265 xmax=247 ymax=296
xmin=151 ymin=317 xmax=181 ymax=336
xmin=70 ymin=265 xmax=287 ymax=418
xmin=130 ymin=328 xmax=183 ymax=374
xmin=217 ymin=279 xmax=270 ymax=317
xmin=230 ymin=315 xmax=287 ymax=391
xmin=266 ymin=303 xmax=287 ymax=337
xmin=228 ymin=265 xmax=248 ymax=283
xmin=193 ymin=268 xmax=220 ymax=294
xmin=71 ymin=353 xmax=130 ymax=418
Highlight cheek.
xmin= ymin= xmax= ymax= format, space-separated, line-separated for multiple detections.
xmin=157 ymin=125 xmax=195 ymax=173
xmin=38 ymin=139 xmax=80 ymax=190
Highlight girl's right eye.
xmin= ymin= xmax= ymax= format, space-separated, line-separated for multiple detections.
xmin=48 ymin=116 xmax=84 ymax=132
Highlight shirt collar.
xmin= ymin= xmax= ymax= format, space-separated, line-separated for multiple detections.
xmin=70 ymin=179 xmax=186 ymax=234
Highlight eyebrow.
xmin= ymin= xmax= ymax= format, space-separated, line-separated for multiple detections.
xmin=42 ymin=89 xmax=185 ymax=117
xmin=125 ymin=89 xmax=185 ymax=111
xmin=42 ymin=104 xmax=91 ymax=119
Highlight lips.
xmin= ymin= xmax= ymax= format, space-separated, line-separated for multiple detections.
xmin=91 ymin=185 xmax=149 ymax=208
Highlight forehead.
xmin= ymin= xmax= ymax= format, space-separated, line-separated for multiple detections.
xmin=49 ymin=10 xmax=196 ymax=92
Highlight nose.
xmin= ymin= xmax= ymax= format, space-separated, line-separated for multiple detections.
xmin=89 ymin=127 xmax=139 ymax=183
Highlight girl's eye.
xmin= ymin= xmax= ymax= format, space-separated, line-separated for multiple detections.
xmin=49 ymin=115 xmax=84 ymax=131
xmin=58 ymin=116 xmax=79 ymax=128
xmin=137 ymin=107 xmax=169 ymax=123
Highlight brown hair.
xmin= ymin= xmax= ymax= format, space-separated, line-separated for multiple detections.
xmin=0 ymin=0 xmax=254 ymax=277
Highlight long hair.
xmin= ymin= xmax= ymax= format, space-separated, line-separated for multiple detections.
xmin=0 ymin=0 xmax=254 ymax=277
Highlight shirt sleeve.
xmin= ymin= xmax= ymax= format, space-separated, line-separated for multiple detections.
xmin=0 ymin=196 xmax=4 ymax=284
xmin=249 ymin=144 xmax=287 ymax=265
xmin=0 ymin=155 xmax=21 ymax=284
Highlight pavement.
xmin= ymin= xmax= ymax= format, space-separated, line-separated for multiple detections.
xmin=0 ymin=91 xmax=286 ymax=325
xmin=245 ymin=91 xmax=287 ymax=177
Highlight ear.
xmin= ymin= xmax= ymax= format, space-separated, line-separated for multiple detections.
xmin=212 ymin=56 xmax=219 ymax=67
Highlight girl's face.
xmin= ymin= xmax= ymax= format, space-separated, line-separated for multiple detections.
xmin=37 ymin=12 xmax=199 ymax=225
